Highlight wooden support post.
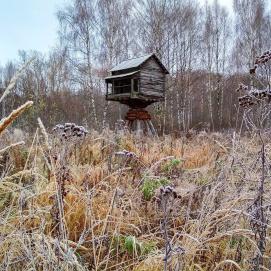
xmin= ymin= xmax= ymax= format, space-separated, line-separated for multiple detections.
xmin=148 ymin=120 xmax=157 ymax=136
xmin=124 ymin=108 xmax=157 ymax=136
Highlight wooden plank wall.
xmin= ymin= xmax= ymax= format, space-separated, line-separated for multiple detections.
xmin=140 ymin=57 xmax=165 ymax=97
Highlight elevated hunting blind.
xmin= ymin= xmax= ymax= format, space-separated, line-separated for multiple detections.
xmin=105 ymin=53 xmax=169 ymax=135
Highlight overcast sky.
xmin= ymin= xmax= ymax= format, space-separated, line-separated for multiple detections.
xmin=0 ymin=0 xmax=66 ymax=65
xmin=0 ymin=0 xmax=232 ymax=65
xmin=199 ymin=0 xmax=233 ymax=10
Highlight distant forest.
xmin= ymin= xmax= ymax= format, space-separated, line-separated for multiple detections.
xmin=1 ymin=0 xmax=271 ymax=134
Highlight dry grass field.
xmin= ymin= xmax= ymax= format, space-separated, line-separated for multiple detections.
xmin=1 ymin=2 xmax=271 ymax=269
xmin=1 ymin=122 xmax=271 ymax=270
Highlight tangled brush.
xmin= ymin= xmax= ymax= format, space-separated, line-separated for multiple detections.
xmin=236 ymin=49 xmax=271 ymax=108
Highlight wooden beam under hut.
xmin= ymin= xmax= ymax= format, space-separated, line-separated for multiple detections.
xmin=125 ymin=108 xmax=157 ymax=136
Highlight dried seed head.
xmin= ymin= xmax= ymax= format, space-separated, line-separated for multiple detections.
xmin=115 ymin=150 xmax=138 ymax=159
xmin=159 ymin=185 xmax=177 ymax=197
xmin=53 ymin=123 xmax=88 ymax=142
xmin=64 ymin=122 xmax=75 ymax=128
xmin=250 ymin=68 xmax=256 ymax=74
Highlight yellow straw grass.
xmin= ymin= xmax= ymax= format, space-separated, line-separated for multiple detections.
xmin=0 ymin=101 xmax=33 ymax=135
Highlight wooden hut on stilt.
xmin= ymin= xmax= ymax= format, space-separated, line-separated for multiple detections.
xmin=105 ymin=53 xmax=169 ymax=135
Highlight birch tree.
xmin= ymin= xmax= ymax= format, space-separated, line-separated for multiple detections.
xmin=57 ymin=0 xmax=98 ymax=129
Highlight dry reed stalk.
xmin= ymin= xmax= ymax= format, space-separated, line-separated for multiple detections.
xmin=0 ymin=58 xmax=35 ymax=103
xmin=213 ymin=259 xmax=242 ymax=271
xmin=192 ymin=264 xmax=205 ymax=271
xmin=0 ymin=140 xmax=25 ymax=154
xmin=37 ymin=117 xmax=50 ymax=149
xmin=203 ymin=229 xmax=254 ymax=244
xmin=0 ymin=169 xmax=32 ymax=183
xmin=0 ymin=101 xmax=33 ymax=135
xmin=66 ymin=240 xmax=89 ymax=252
xmin=148 ymin=156 xmax=174 ymax=173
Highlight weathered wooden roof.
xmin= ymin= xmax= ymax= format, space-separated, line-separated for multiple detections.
xmin=105 ymin=70 xmax=139 ymax=81
xmin=110 ymin=53 xmax=169 ymax=74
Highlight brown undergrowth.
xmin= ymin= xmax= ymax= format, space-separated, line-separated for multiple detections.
xmin=0 ymin=129 xmax=271 ymax=270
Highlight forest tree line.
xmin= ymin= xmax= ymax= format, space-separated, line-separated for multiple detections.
xmin=0 ymin=0 xmax=271 ymax=134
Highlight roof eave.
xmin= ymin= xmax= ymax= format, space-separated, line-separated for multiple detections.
xmin=109 ymin=53 xmax=170 ymax=74
xmin=146 ymin=53 xmax=169 ymax=74
xmin=105 ymin=70 xmax=140 ymax=81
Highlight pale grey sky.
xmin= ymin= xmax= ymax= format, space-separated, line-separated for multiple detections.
xmin=0 ymin=0 xmax=67 ymax=65
xmin=199 ymin=0 xmax=233 ymax=11
xmin=0 ymin=0 xmax=234 ymax=65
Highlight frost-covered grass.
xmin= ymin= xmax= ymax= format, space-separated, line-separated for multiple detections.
xmin=1 ymin=128 xmax=270 ymax=270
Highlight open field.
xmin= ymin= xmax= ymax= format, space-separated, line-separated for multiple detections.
xmin=1 ymin=0 xmax=271 ymax=270
xmin=1 ymin=127 xmax=271 ymax=270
